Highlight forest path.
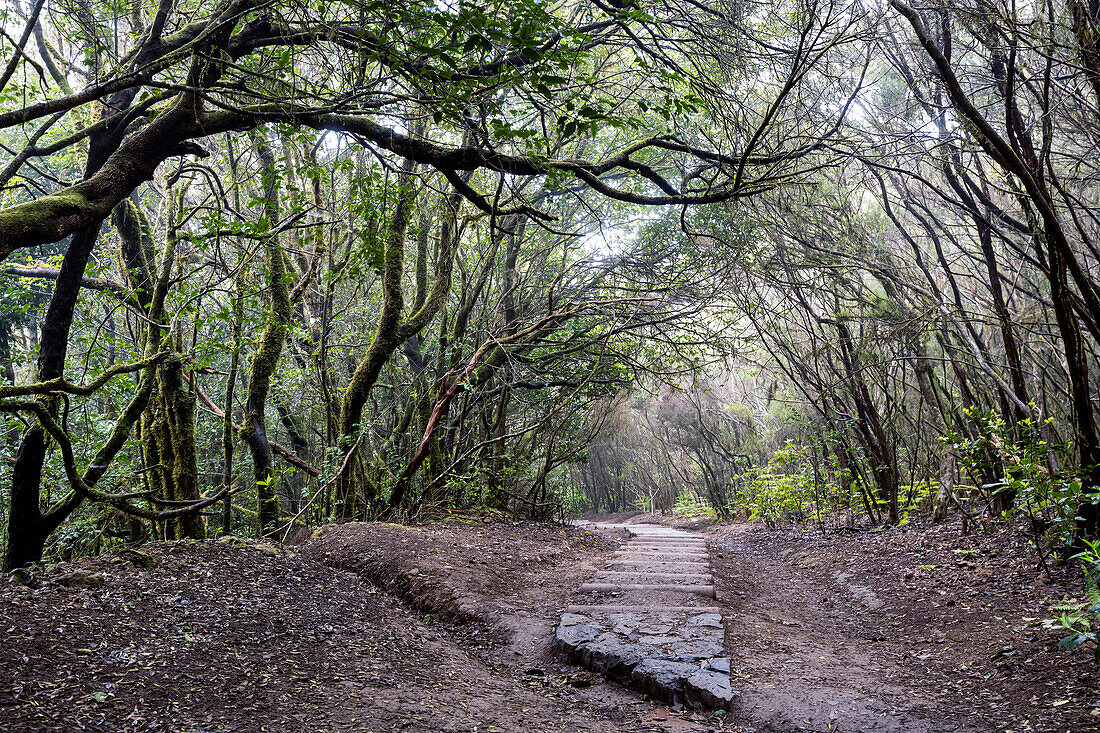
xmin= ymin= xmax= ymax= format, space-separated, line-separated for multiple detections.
xmin=559 ymin=515 xmax=1082 ymax=733
xmin=554 ymin=523 xmax=733 ymax=709
xmin=1 ymin=517 xmax=1096 ymax=732
xmin=698 ymin=515 xmax=1094 ymax=732
xmin=706 ymin=522 xmax=960 ymax=732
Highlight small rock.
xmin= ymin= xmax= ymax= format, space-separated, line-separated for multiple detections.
xmin=55 ymin=570 xmax=106 ymax=588
xmin=670 ymin=640 xmax=725 ymax=661
xmin=686 ymin=613 xmax=723 ymax=628
xmin=631 ymin=658 xmax=698 ymax=704
xmin=706 ymin=657 xmax=731 ymax=674
xmin=8 ymin=567 xmax=35 ymax=586
xmin=554 ymin=624 xmax=601 ymax=658
xmin=118 ymin=548 xmax=157 ymax=568
xmin=584 ymin=637 xmax=644 ymax=681
xmin=560 ymin=613 xmax=591 ymax=627
xmin=684 ymin=668 xmax=734 ymax=710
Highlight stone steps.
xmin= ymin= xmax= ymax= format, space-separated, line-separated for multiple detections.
xmin=567 ymin=604 xmax=722 ymax=613
xmin=579 ymin=582 xmax=717 ymax=597
xmin=554 ymin=522 xmax=733 ymax=710
xmin=605 ymin=560 xmax=710 ymax=570
xmin=623 ymin=551 xmax=707 ymax=556
xmin=593 ymin=571 xmax=713 ymax=583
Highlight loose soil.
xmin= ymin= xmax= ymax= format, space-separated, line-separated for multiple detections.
xmin=0 ymin=514 xmax=1096 ymax=732
xmin=703 ymin=516 xmax=1100 ymax=733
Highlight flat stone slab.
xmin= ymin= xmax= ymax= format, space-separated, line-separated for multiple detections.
xmin=607 ymin=558 xmax=709 ymax=565
xmin=615 ymin=546 xmax=708 ymax=551
xmin=580 ymin=582 xmax=716 ymax=597
xmin=613 ymin=552 xmax=710 ymax=560
xmin=606 ymin=561 xmax=710 ymax=570
xmin=555 ymin=523 xmax=732 ymax=710
xmin=568 ymin=605 xmax=722 ymax=613
xmin=618 ymin=543 xmax=708 ymax=549
xmin=614 ymin=546 xmax=709 ymax=553
xmin=553 ymin=607 xmax=733 ymax=708
xmin=594 ymin=571 xmax=713 ymax=583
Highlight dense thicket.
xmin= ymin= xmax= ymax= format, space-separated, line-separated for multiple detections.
xmin=0 ymin=0 xmax=1098 ymax=581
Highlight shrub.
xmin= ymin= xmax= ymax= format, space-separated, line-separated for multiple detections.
xmin=740 ymin=442 xmax=816 ymax=526
xmin=1043 ymin=539 xmax=1100 ymax=664
xmin=944 ymin=408 xmax=1094 ymax=549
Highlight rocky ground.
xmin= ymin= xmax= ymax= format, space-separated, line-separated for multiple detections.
xmin=0 ymin=513 xmax=1096 ymax=732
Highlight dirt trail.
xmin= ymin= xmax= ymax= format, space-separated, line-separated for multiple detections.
xmin=557 ymin=514 xmax=1100 ymax=732
xmin=709 ymin=524 xmax=960 ymax=732
xmin=1 ymin=516 xmax=1096 ymax=732
xmin=704 ymin=518 xmax=1100 ymax=733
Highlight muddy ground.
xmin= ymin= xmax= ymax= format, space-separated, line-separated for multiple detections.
xmin=0 ymin=514 xmax=1096 ymax=732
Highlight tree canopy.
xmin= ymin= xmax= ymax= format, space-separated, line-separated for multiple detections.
xmin=0 ymin=0 xmax=1098 ymax=606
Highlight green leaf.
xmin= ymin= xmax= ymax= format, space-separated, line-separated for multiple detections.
xmin=1058 ymin=633 xmax=1090 ymax=651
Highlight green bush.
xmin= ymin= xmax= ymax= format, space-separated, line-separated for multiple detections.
xmin=672 ymin=492 xmax=715 ymax=519
xmin=945 ymin=408 xmax=1096 ymax=549
xmin=1043 ymin=539 xmax=1100 ymax=664
xmin=740 ymin=442 xmax=816 ymax=526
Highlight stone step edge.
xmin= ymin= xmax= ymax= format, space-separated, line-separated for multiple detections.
xmin=566 ymin=605 xmax=721 ymax=613
xmin=627 ymin=541 xmax=705 ymax=545
xmin=606 ymin=561 xmax=711 ymax=568
xmin=616 ymin=541 xmax=708 ymax=548
xmin=627 ymin=533 xmax=702 ymax=538
xmin=594 ymin=572 xmax=713 ymax=582
xmin=552 ymin=625 xmax=732 ymax=710
xmin=612 ymin=553 xmax=710 ymax=559
xmin=622 ymin=544 xmax=708 ymax=549
xmin=607 ymin=558 xmax=710 ymax=563
xmin=580 ymin=583 xmax=716 ymax=598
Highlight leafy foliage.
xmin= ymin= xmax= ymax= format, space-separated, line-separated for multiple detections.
xmin=946 ymin=409 xmax=1097 ymax=550
xmin=1044 ymin=540 xmax=1100 ymax=664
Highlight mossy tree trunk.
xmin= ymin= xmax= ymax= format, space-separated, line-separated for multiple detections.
xmin=3 ymin=111 xmax=135 ymax=569
xmin=240 ymin=130 xmax=292 ymax=536
xmin=338 ymin=167 xmax=470 ymax=515
xmin=221 ymin=283 xmax=244 ymax=535
xmin=335 ymin=154 xmax=420 ymax=516
xmin=121 ymin=189 xmax=204 ymax=540
xmin=157 ymin=332 xmax=205 ymax=540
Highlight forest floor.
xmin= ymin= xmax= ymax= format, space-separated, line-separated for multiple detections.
xmin=0 ymin=513 xmax=1096 ymax=732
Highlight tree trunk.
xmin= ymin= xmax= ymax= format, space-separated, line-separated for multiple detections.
xmin=932 ymin=453 xmax=955 ymax=523
xmin=240 ymin=130 xmax=291 ymax=536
